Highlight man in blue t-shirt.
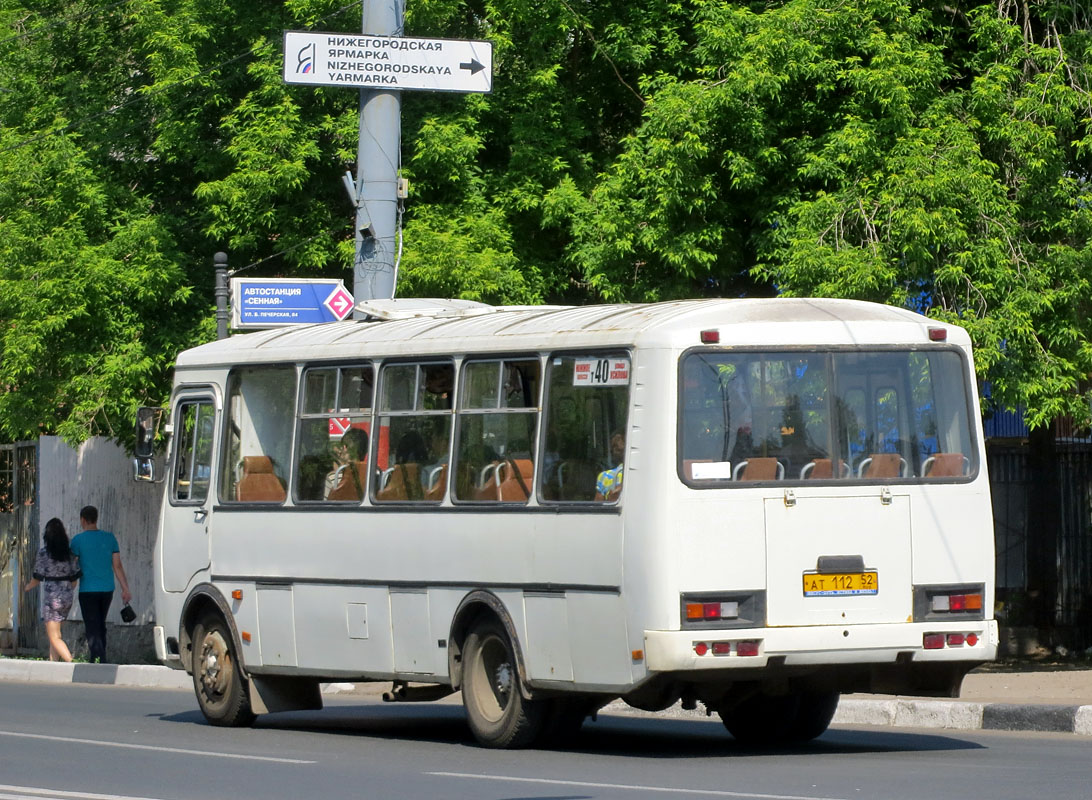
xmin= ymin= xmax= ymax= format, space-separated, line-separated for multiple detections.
xmin=70 ymin=505 xmax=132 ymax=663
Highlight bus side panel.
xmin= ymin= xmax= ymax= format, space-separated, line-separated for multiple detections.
xmin=910 ymin=486 xmax=995 ymax=586
xmin=567 ymin=592 xmax=632 ymax=689
xmin=667 ymin=491 xmax=768 ymax=615
xmin=523 ymin=593 xmax=574 ymax=682
xmin=291 ymin=584 xmax=394 ymax=675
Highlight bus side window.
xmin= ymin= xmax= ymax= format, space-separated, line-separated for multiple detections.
xmin=220 ymin=366 xmax=296 ymax=504
xmin=454 ymin=359 xmax=539 ymax=504
xmin=540 ymin=353 xmax=630 ymax=503
xmin=172 ymin=399 xmax=215 ymax=503
xmin=374 ymin=361 xmax=453 ymax=503
xmin=294 ymin=365 xmax=373 ymax=503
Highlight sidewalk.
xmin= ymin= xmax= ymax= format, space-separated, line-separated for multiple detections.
xmin=2 ymin=657 xmax=1090 ymax=736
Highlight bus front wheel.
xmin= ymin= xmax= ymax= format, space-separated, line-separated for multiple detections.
xmin=462 ymin=618 xmax=544 ymax=748
xmin=192 ymin=615 xmax=255 ymax=727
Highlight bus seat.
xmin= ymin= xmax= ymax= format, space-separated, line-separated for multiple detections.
xmin=542 ymin=459 xmax=595 ymax=501
xmin=923 ymin=452 xmax=968 ymax=478
xmin=497 ymin=459 xmax=532 ymax=501
xmin=327 ymin=460 xmax=367 ymax=501
xmin=475 ymin=461 xmax=502 ymax=501
xmin=800 ymin=458 xmax=849 ymax=479
xmin=376 ymin=463 xmax=422 ymax=501
xmin=857 ymin=453 xmax=908 ymax=479
xmin=424 ymin=463 xmax=447 ymax=501
xmin=732 ymin=458 xmax=784 ymax=481
xmin=236 ymin=456 xmax=286 ymax=502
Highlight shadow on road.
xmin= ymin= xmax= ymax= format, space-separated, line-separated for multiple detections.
xmin=157 ymin=701 xmax=985 ymax=759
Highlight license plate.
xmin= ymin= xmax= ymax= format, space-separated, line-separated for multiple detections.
xmin=803 ymin=571 xmax=878 ymax=597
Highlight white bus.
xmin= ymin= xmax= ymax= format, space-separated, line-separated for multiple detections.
xmin=138 ymin=297 xmax=997 ymax=748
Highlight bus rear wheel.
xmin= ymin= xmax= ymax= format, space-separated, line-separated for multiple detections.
xmin=719 ymin=690 xmax=839 ymax=745
xmin=462 ymin=618 xmax=544 ymax=748
xmin=789 ymin=691 xmax=839 ymax=742
xmin=192 ymin=615 xmax=255 ymax=727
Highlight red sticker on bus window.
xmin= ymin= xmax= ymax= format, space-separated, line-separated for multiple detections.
xmin=573 ymin=358 xmax=630 ymax=386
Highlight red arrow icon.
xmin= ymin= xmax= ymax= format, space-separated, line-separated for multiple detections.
xmin=324 ymin=285 xmax=355 ymax=321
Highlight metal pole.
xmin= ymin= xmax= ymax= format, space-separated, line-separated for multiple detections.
xmin=353 ymin=0 xmax=403 ymax=310
xmin=214 ymin=251 xmax=230 ymax=340
xmin=10 ymin=553 xmax=18 ymax=656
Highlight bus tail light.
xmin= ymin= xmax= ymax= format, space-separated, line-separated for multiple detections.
xmin=924 ymin=632 xmax=980 ymax=650
xmin=915 ymin=584 xmax=986 ymax=621
xmin=685 ymin=601 xmax=740 ymax=622
xmin=931 ymin=592 xmax=983 ymax=613
xmin=693 ymin=639 xmax=762 ymax=657
xmin=735 ymin=640 xmax=760 ymax=657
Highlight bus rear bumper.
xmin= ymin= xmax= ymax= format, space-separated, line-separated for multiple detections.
xmin=644 ymin=620 xmax=999 ymax=673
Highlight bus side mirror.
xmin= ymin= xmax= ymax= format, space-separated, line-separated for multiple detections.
xmin=135 ymin=407 xmax=164 ymax=458
xmin=133 ymin=457 xmax=159 ymax=483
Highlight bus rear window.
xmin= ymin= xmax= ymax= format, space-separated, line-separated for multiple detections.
xmin=679 ymin=349 xmax=975 ymax=484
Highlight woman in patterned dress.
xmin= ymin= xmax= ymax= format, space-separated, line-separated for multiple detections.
xmin=22 ymin=518 xmax=81 ymax=662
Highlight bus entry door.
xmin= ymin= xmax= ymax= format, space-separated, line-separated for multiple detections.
xmin=161 ymin=393 xmax=216 ymax=592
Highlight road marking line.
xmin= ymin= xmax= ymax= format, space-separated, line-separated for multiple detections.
xmin=426 ymin=771 xmax=849 ymax=800
xmin=0 ymin=786 xmax=162 ymax=800
xmin=0 ymin=732 xmax=314 ymax=764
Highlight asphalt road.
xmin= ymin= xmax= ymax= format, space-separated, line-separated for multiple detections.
xmin=1 ymin=681 xmax=1089 ymax=800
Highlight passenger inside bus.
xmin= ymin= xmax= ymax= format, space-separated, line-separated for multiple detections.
xmin=594 ymin=431 xmax=626 ymax=501
xmin=324 ymin=426 xmax=369 ymax=501
xmin=377 ymin=430 xmax=429 ymax=501
xmin=424 ymin=365 xmax=453 ymax=409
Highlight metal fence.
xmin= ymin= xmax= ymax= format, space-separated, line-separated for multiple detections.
xmin=989 ymin=441 xmax=1092 ymax=650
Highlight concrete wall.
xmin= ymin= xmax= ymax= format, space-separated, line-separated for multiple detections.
xmin=36 ymin=436 xmax=163 ymax=663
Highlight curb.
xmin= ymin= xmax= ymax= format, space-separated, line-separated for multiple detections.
xmin=2 ymin=659 xmax=1090 ymax=736
xmin=0 ymin=659 xmax=191 ymax=690
xmin=598 ymin=696 xmax=1092 ymax=736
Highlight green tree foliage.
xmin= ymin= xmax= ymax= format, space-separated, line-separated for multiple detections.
xmin=1 ymin=0 xmax=1090 ymax=443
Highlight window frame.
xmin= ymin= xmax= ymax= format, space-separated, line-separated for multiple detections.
xmin=676 ymin=344 xmax=980 ymax=489
xmin=293 ymin=361 xmax=375 ymax=505
xmin=169 ymin=392 xmax=217 ymax=507
xmin=218 ymin=364 xmax=298 ymax=505
xmin=537 ymin=348 xmax=633 ymax=506
xmin=451 ymin=355 xmax=544 ymax=506
xmin=371 ymin=358 xmax=455 ymax=504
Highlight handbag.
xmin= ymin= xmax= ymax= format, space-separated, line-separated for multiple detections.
xmin=120 ymin=604 xmax=136 ymax=623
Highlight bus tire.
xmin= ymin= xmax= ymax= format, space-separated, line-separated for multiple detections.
xmin=789 ymin=691 xmax=839 ymax=742
xmin=462 ymin=618 xmax=544 ymax=748
xmin=719 ymin=692 xmax=798 ymax=746
xmin=192 ymin=615 xmax=255 ymax=728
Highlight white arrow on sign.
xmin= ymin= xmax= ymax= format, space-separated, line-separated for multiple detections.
xmin=324 ymin=284 xmax=355 ymax=321
xmin=283 ymin=31 xmax=492 ymax=94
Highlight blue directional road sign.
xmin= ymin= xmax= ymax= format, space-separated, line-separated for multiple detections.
xmin=232 ymin=278 xmax=355 ymax=329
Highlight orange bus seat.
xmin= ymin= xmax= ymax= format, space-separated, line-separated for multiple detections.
xmin=327 ymin=461 xmax=368 ymax=501
xmin=236 ymin=456 xmax=286 ymax=502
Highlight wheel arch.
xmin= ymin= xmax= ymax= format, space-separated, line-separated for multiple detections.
xmin=179 ymin=583 xmax=247 ymax=676
xmin=447 ymin=590 xmax=532 ymax=699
